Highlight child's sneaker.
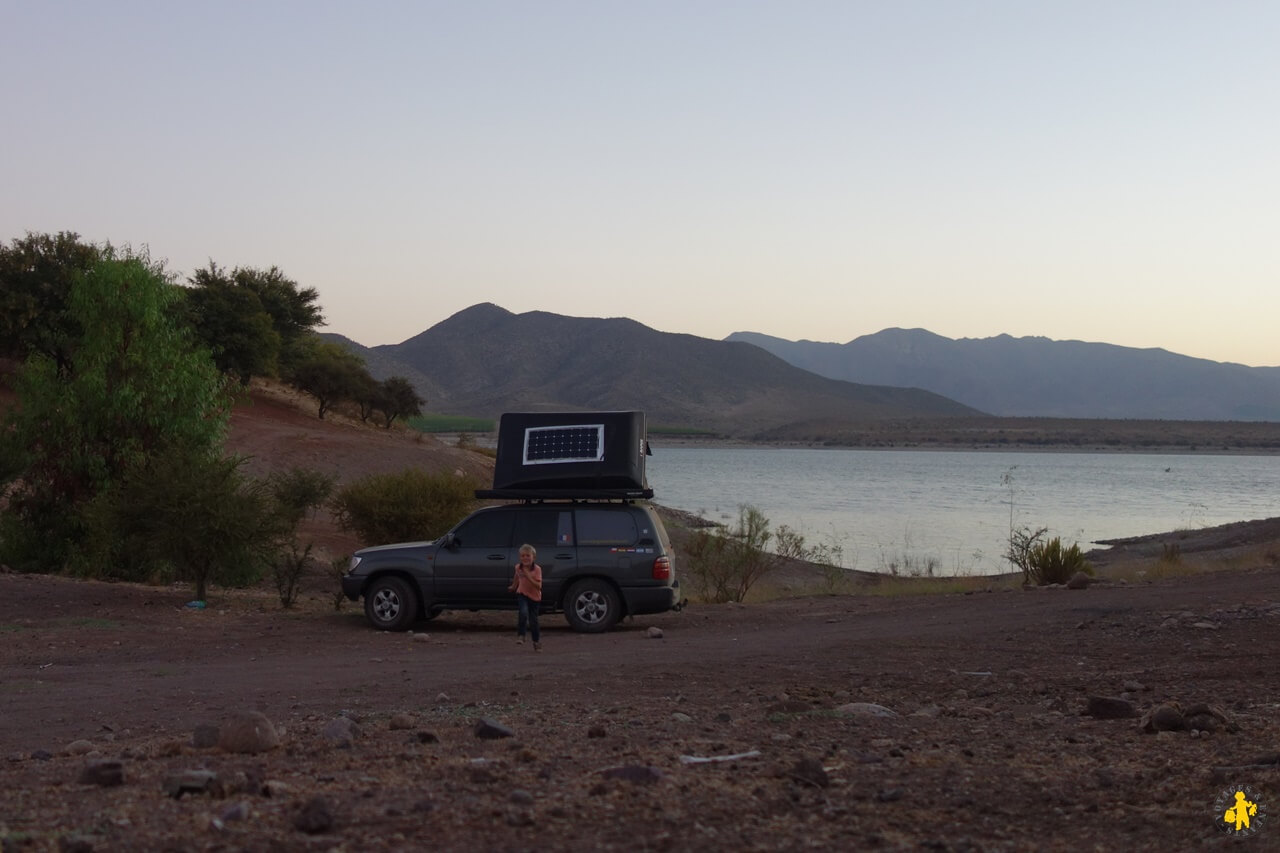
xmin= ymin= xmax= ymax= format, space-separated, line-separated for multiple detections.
xmin=516 ymin=637 xmax=524 ymax=645
xmin=533 ymin=641 xmax=542 ymax=652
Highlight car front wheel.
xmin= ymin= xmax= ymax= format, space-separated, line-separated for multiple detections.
xmin=564 ymin=579 xmax=621 ymax=633
xmin=364 ymin=576 xmax=417 ymax=632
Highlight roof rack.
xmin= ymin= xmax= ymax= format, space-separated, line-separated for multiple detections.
xmin=474 ymin=488 xmax=654 ymax=501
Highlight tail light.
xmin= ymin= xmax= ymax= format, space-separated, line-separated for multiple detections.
xmin=652 ymin=555 xmax=671 ymax=580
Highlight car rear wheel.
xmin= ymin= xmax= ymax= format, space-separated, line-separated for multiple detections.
xmin=564 ymin=579 xmax=621 ymax=633
xmin=364 ymin=576 xmax=417 ymax=632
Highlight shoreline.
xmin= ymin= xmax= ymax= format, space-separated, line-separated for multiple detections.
xmin=649 ymin=436 xmax=1280 ymax=455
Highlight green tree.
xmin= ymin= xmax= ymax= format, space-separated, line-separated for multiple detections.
xmin=183 ymin=261 xmax=280 ymax=384
xmin=377 ymin=376 xmax=425 ymax=429
xmin=353 ymin=372 xmax=385 ymax=424
xmin=288 ymin=338 xmax=372 ymax=419
xmin=81 ymin=448 xmax=282 ymax=600
xmin=0 ymin=231 xmax=108 ymax=373
xmin=0 ymin=253 xmax=231 ymax=572
xmin=233 ymin=266 xmax=323 ymax=374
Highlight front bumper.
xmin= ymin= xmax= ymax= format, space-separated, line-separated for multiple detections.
xmin=341 ymin=574 xmax=365 ymax=601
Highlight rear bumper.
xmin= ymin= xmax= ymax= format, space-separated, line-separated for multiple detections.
xmin=621 ymin=580 xmax=682 ymax=616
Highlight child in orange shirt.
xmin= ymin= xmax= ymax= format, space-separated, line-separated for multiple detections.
xmin=509 ymin=543 xmax=543 ymax=651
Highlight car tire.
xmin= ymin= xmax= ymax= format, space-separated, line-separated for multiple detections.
xmin=363 ymin=576 xmax=417 ymax=632
xmin=564 ymin=579 xmax=621 ymax=633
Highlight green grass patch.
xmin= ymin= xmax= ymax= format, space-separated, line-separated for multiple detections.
xmin=0 ymin=623 xmax=25 ymax=633
xmin=406 ymin=414 xmax=495 ymax=433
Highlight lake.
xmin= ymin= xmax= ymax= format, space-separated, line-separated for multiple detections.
xmin=645 ymin=447 xmax=1280 ymax=575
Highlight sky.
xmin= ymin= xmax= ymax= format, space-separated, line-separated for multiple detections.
xmin=3 ymin=1 xmax=1278 ymax=366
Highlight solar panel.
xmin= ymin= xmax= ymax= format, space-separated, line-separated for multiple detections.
xmin=523 ymin=424 xmax=605 ymax=465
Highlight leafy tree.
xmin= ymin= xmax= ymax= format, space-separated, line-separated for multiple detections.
xmin=183 ymin=262 xmax=280 ymax=384
xmin=80 ymin=448 xmax=282 ymax=600
xmin=377 ymin=376 xmax=425 ymax=429
xmin=353 ymin=372 xmax=385 ymax=424
xmin=0 ymin=231 xmax=108 ymax=372
xmin=0 ymin=253 xmax=231 ymax=572
xmin=288 ymin=338 xmax=372 ymax=419
xmin=233 ymin=266 xmax=324 ymax=373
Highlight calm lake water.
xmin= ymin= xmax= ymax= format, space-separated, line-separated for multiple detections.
xmin=646 ymin=447 xmax=1280 ymax=575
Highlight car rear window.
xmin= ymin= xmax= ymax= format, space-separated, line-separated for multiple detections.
xmin=575 ymin=509 xmax=638 ymax=546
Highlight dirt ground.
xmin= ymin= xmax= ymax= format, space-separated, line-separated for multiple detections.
xmin=3 ymin=384 xmax=1280 ymax=851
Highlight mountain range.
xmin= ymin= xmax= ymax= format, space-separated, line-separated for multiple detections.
xmin=329 ymin=304 xmax=1280 ymax=435
xmin=727 ymin=329 xmax=1280 ymax=421
xmin=329 ymin=304 xmax=978 ymax=436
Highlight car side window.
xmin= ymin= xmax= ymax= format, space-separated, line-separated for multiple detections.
xmin=575 ymin=509 xmax=637 ymax=546
xmin=512 ymin=510 xmax=570 ymax=549
xmin=557 ymin=511 xmax=574 ymax=546
xmin=453 ymin=510 xmax=514 ymax=548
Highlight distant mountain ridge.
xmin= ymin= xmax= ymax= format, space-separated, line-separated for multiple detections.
xmin=726 ymin=328 xmax=1280 ymax=421
xmin=329 ymin=304 xmax=980 ymax=436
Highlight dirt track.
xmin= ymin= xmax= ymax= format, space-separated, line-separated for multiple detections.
xmin=3 ymin=566 xmax=1280 ymax=851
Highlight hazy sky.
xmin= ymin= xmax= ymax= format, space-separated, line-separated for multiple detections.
xmin=4 ymin=1 xmax=1277 ymax=366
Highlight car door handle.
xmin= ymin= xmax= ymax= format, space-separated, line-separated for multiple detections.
xmin=488 ymin=554 xmax=507 ymax=560
xmin=555 ymin=553 xmax=574 ymax=560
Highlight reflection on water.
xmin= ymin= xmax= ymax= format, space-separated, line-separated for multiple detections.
xmin=647 ymin=447 xmax=1280 ymax=576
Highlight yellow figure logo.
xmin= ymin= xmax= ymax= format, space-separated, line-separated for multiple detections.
xmin=1215 ymin=784 xmax=1267 ymax=837
xmin=1224 ymin=790 xmax=1258 ymax=832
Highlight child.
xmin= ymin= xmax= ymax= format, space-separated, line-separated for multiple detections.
xmin=508 ymin=543 xmax=544 ymax=651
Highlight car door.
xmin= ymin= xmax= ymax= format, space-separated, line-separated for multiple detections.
xmin=432 ymin=508 xmax=516 ymax=606
xmin=512 ymin=507 xmax=576 ymax=609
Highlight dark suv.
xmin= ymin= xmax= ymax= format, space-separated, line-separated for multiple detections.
xmin=341 ymin=500 xmax=682 ymax=632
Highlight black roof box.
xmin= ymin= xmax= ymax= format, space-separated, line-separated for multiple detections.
xmin=475 ymin=411 xmax=653 ymax=500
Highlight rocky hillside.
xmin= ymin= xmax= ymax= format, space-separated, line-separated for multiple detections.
xmin=331 ymin=304 xmax=982 ymax=437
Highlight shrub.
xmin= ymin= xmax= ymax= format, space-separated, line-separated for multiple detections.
xmin=262 ymin=467 xmax=335 ymax=607
xmin=682 ymin=505 xmax=815 ymax=603
xmin=272 ymin=541 xmax=313 ymax=609
xmin=330 ymin=555 xmax=351 ymax=611
xmin=1007 ymin=526 xmax=1092 ymax=585
xmin=268 ymin=467 xmax=335 ymax=526
xmin=331 ymin=468 xmax=479 ymax=545
xmin=1028 ymin=537 xmax=1091 ymax=585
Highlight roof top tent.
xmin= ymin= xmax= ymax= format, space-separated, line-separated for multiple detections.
xmin=475 ymin=411 xmax=653 ymax=500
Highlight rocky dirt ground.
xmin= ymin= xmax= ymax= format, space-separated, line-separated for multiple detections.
xmin=2 ymin=383 xmax=1279 ymax=851
xmin=3 ymin=562 xmax=1280 ymax=852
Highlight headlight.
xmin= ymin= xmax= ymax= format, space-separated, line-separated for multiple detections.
xmin=347 ymin=555 xmax=362 ymax=574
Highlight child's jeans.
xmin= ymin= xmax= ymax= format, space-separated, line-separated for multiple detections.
xmin=517 ymin=594 xmax=540 ymax=643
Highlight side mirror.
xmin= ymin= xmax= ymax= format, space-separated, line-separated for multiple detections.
xmin=441 ymin=532 xmax=459 ymax=549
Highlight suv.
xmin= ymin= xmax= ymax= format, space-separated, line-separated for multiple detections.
xmin=341 ymin=500 xmax=682 ymax=632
